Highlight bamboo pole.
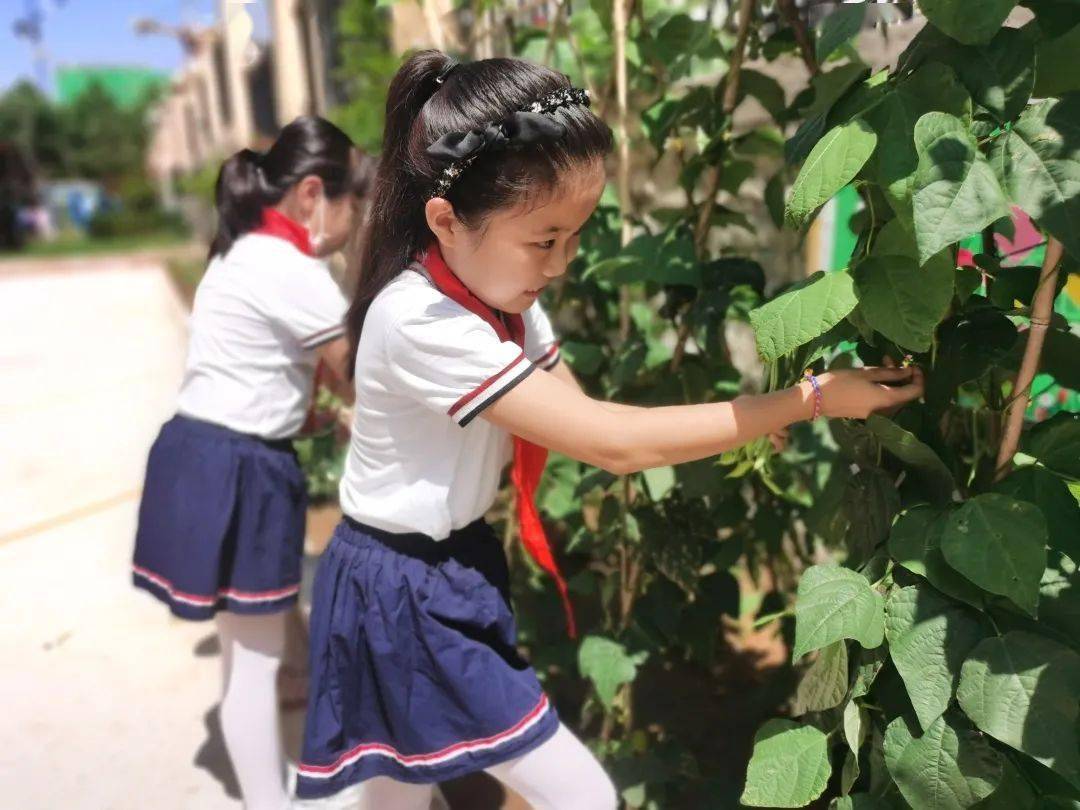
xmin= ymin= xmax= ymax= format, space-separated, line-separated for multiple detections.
xmin=993 ymin=237 xmax=1064 ymax=481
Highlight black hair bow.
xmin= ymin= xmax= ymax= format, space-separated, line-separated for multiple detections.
xmin=426 ymin=112 xmax=566 ymax=165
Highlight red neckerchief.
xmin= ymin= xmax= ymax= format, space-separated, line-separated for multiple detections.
xmin=253 ymin=208 xmax=315 ymax=257
xmin=418 ymin=241 xmax=576 ymax=638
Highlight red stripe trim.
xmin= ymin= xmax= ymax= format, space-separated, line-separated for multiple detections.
xmin=537 ymin=343 xmax=560 ymax=368
xmin=447 ymin=351 xmax=527 ymax=418
xmin=299 ymin=694 xmax=550 ymax=775
xmin=132 ymin=564 xmax=299 ymax=604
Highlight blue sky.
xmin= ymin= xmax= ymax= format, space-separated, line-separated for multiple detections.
xmin=1 ymin=0 xmax=269 ymax=95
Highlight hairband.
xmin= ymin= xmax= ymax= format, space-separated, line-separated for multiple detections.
xmin=425 ymin=86 xmax=591 ymax=200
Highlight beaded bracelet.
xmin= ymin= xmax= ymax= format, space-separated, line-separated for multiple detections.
xmin=803 ymin=368 xmax=823 ymax=421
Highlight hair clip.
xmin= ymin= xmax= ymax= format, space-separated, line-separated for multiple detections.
xmin=435 ymin=60 xmax=460 ymax=85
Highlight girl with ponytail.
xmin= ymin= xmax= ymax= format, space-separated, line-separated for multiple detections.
xmin=297 ymin=51 xmax=922 ymax=808
xmin=131 ymin=116 xmax=374 ymax=810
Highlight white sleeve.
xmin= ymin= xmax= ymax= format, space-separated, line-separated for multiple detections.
xmin=384 ymin=302 xmax=536 ymax=427
xmin=521 ymin=299 xmax=561 ymax=370
xmin=271 ymin=260 xmax=349 ymax=350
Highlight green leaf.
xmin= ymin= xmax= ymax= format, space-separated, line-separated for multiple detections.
xmin=1034 ymin=24 xmax=1080 ymax=98
xmin=853 ymin=253 xmax=954 ymax=351
xmin=852 ymin=645 xmax=888 ymax=699
xmin=793 ymin=641 xmax=849 ymax=715
xmin=957 ymin=631 xmax=1080 ymax=787
xmin=941 ymin=493 xmax=1048 ymax=616
xmin=1040 ymin=552 xmax=1080 ymax=646
xmin=884 ymin=713 xmax=1004 ymax=809
xmin=1042 ymin=328 xmax=1080 ymax=391
xmin=786 ymin=119 xmax=877 ymax=228
xmin=953 ymin=27 xmax=1035 ymax=123
xmin=841 ymin=467 xmax=901 ymax=567
xmin=1024 ymin=412 xmax=1080 ymax=479
xmin=884 ymin=585 xmax=986 ymax=731
xmin=841 ymin=748 xmax=861 ymax=795
xmin=927 ymin=307 xmax=1017 ymax=413
xmin=577 ymin=636 xmax=647 ymax=709
xmin=994 ymin=467 xmax=1080 ymax=560
xmin=844 ymin=699 xmax=869 ymax=755
xmin=866 ymin=414 xmax=958 ymax=499
xmin=919 ymin=0 xmax=1019 ymax=45
xmin=793 ymin=564 xmax=885 ymax=660
xmin=817 ymin=2 xmax=868 ymax=63
xmin=972 ymin=756 xmax=1038 ymax=810
xmin=830 ymin=797 xmax=896 ymax=810
xmin=642 ymin=466 xmax=675 ymax=501
xmin=889 ymin=506 xmax=986 ymax=609
xmin=786 ymin=64 xmax=871 ymax=164
xmin=912 ymin=112 xmax=1010 ymax=266
xmin=739 ymin=69 xmax=787 ymax=121
xmin=741 ymin=719 xmax=831 ymax=807
xmin=749 ymin=271 xmax=858 ymax=361
xmin=765 ymin=171 xmax=787 ymax=229
xmin=990 ymin=97 xmax=1080 ymax=260
xmin=865 ymin=65 xmax=972 ymax=223
xmin=560 ymin=340 xmax=605 ymax=376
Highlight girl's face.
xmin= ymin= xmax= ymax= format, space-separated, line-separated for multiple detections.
xmin=313 ymin=192 xmax=361 ymax=257
xmin=431 ymin=160 xmax=607 ymax=314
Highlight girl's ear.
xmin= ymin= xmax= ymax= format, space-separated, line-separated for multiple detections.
xmin=296 ymin=174 xmax=324 ymax=217
xmin=424 ymin=197 xmax=464 ymax=249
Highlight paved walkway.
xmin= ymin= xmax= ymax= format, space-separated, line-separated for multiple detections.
xmin=0 ymin=258 xmax=250 ymax=808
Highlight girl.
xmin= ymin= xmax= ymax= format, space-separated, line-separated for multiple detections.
xmin=132 ymin=116 xmax=375 ymax=810
xmin=295 ymin=53 xmax=924 ymax=809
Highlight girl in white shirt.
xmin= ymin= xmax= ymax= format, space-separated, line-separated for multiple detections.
xmin=132 ymin=116 xmax=374 ymax=810
xmin=295 ymin=54 xmax=923 ymax=809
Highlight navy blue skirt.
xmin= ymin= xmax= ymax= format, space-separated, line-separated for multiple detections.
xmin=131 ymin=414 xmax=307 ymax=621
xmin=295 ymin=517 xmax=559 ymax=798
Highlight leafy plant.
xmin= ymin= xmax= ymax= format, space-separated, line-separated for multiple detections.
xmin=737 ymin=1 xmax=1080 ymax=807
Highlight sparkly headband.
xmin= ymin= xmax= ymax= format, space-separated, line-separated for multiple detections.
xmin=425 ymin=86 xmax=591 ymax=200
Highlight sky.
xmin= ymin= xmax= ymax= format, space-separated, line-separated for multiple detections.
xmin=1 ymin=0 xmax=269 ymax=96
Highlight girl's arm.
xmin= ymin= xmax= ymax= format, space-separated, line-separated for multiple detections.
xmin=484 ymin=365 xmax=923 ymax=475
xmin=317 ymin=337 xmax=356 ymax=405
xmin=547 ymin=359 xmax=638 ymax=414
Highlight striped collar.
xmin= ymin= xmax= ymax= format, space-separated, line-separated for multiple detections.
xmin=254 ymin=208 xmax=315 ymax=257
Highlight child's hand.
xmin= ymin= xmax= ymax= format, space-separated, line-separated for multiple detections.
xmin=767 ymin=427 xmax=790 ymax=453
xmin=809 ymin=364 xmax=924 ymax=420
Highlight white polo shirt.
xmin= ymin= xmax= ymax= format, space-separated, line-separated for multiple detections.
xmin=176 ymin=232 xmax=348 ymax=439
xmin=339 ymin=264 xmax=560 ymax=539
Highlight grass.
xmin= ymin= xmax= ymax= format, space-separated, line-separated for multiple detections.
xmin=2 ymin=229 xmax=192 ymax=260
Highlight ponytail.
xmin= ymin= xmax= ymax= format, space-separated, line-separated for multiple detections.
xmin=346 ymin=51 xmax=455 ymax=372
xmin=208 ymin=149 xmax=268 ymax=260
xmin=208 ymin=116 xmax=373 ymax=261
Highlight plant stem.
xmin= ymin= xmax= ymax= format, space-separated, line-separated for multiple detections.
xmin=671 ymin=0 xmax=756 ymax=374
xmin=993 ymin=237 xmax=1064 ymax=481
xmin=777 ymin=0 xmax=819 ymax=75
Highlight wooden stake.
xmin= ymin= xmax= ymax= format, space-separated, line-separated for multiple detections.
xmin=993 ymin=237 xmax=1064 ymax=481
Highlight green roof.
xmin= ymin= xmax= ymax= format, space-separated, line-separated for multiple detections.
xmin=55 ymin=66 xmax=167 ymax=109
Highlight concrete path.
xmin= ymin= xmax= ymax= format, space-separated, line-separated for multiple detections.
xmin=0 ymin=258 xmax=248 ymax=809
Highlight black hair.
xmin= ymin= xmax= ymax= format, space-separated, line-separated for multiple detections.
xmin=345 ymin=50 xmax=613 ymax=370
xmin=208 ymin=115 xmax=377 ymax=260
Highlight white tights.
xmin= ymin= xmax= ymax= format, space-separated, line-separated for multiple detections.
xmin=216 ymin=611 xmax=290 ymax=810
xmin=352 ymin=724 xmax=618 ymax=810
